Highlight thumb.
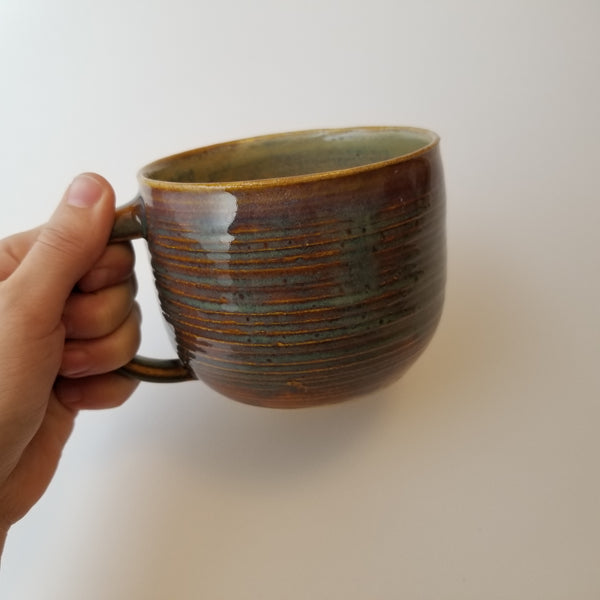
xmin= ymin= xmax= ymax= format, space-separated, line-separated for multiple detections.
xmin=14 ymin=173 xmax=116 ymax=329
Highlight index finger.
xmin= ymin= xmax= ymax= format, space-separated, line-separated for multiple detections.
xmin=76 ymin=242 xmax=136 ymax=293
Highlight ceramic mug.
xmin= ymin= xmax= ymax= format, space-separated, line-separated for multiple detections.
xmin=111 ymin=127 xmax=446 ymax=408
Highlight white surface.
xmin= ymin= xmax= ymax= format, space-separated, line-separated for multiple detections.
xmin=1 ymin=0 xmax=599 ymax=597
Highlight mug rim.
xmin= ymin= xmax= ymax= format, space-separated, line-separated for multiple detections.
xmin=138 ymin=126 xmax=440 ymax=191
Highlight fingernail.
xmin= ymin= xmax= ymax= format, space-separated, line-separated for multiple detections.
xmin=66 ymin=174 xmax=103 ymax=208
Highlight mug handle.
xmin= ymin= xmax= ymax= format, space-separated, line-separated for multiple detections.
xmin=110 ymin=198 xmax=194 ymax=383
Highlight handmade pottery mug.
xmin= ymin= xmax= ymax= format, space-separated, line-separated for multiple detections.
xmin=111 ymin=127 xmax=446 ymax=408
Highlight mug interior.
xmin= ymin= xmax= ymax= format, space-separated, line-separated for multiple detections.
xmin=143 ymin=127 xmax=438 ymax=185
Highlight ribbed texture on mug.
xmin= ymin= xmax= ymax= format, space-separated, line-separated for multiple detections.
xmin=143 ymin=151 xmax=445 ymax=407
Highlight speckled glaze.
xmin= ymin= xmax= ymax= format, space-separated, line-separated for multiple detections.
xmin=112 ymin=127 xmax=446 ymax=408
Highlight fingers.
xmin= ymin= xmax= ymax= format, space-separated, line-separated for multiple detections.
xmin=62 ymin=241 xmax=137 ymax=340
xmin=0 ymin=215 xmax=133 ymax=289
xmin=60 ymin=304 xmax=141 ymax=378
xmin=62 ymin=278 xmax=137 ymax=339
xmin=57 ymin=232 xmax=141 ymax=409
xmin=13 ymin=174 xmax=117 ymax=333
xmin=54 ymin=373 xmax=140 ymax=410
xmin=77 ymin=242 xmax=136 ymax=293
xmin=56 ymin=261 xmax=142 ymax=410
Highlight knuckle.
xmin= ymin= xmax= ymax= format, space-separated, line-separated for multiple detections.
xmin=37 ymin=224 xmax=85 ymax=259
xmin=127 ymin=305 xmax=142 ymax=352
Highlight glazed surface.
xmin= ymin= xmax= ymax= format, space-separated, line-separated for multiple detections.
xmin=142 ymin=127 xmax=438 ymax=185
xmin=139 ymin=135 xmax=445 ymax=407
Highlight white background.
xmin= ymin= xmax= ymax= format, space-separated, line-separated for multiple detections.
xmin=1 ymin=0 xmax=599 ymax=597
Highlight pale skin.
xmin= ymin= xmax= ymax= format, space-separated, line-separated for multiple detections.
xmin=0 ymin=174 xmax=141 ymax=558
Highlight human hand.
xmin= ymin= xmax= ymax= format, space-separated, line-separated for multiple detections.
xmin=0 ymin=174 xmax=140 ymax=556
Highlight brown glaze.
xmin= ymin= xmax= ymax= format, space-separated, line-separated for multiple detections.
xmin=112 ymin=127 xmax=446 ymax=408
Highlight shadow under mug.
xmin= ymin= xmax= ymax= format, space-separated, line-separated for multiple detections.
xmin=111 ymin=127 xmax=446 ymax=408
